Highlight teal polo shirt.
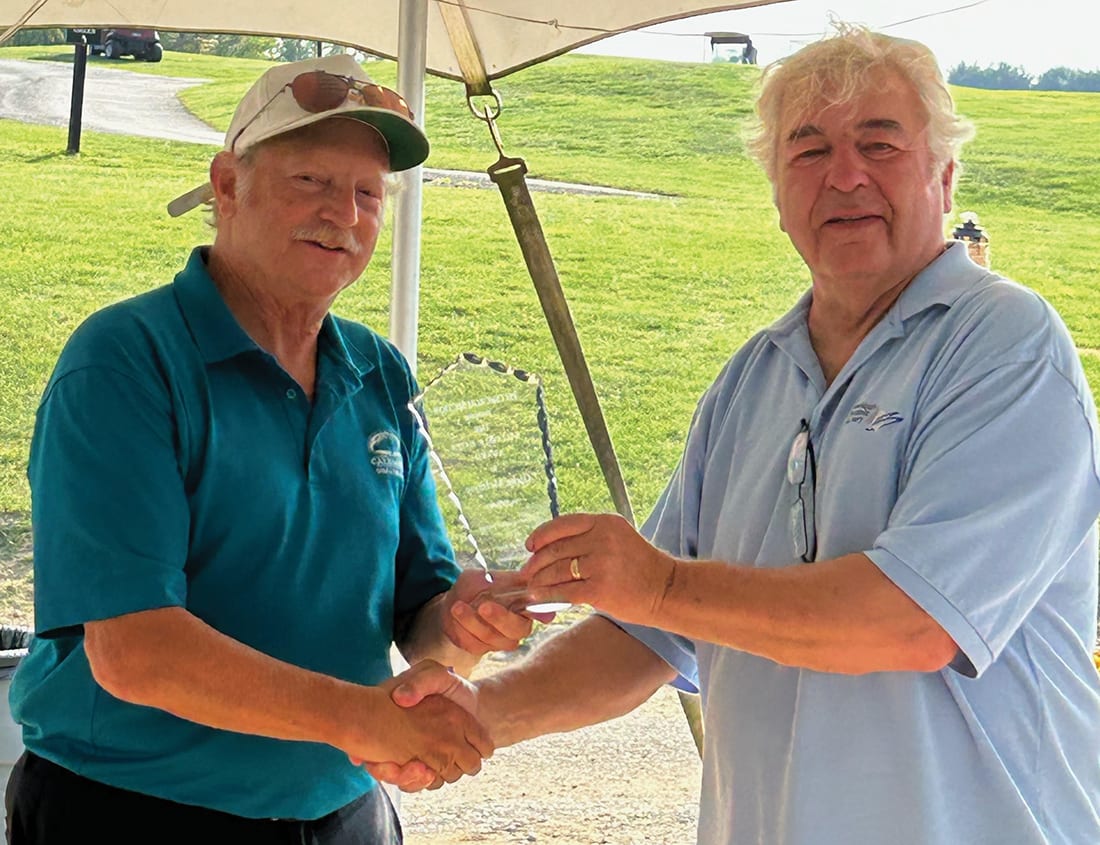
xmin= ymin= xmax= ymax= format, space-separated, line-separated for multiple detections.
xmin=11 ymin=247 xmax=459 ymax=819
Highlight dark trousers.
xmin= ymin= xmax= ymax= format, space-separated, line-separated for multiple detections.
xmin=5 ymin=752 xmax=402 ymax=844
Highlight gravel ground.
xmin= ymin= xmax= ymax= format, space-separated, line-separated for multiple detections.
xmin=400 ymin=619 xmax=703 ymax=845
xmin=0 ymin=513 xmax=33 ymax=630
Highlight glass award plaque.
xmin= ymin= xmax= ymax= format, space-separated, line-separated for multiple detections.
xmin=410 ymin=352 xmax=569 ymax=614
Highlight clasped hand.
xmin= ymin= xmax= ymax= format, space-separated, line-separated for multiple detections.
xmin=356 ymin=660 xmax=487 ymax=792
xmin=357 ymin=572 xmax=556 ymax=792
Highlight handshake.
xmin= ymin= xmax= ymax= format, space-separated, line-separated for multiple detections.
xmin=351 ymin=660 xmax=494 ymax=793
xmin=338 ymin=511 xmax=668 ymax=792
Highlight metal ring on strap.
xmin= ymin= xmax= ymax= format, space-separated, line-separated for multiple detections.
xmin=467 ymin=89 xmax=503 ymax=123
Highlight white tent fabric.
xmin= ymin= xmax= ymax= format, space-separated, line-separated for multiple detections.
xmin=1 ymin=1 xmax=789 ymax=82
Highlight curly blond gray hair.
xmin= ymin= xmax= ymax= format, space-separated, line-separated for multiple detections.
xmin=746 ymin=23 xmax=975 ymax=191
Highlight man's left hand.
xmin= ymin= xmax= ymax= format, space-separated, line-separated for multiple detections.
xmin=441 ymin=570 xmax=555 ymax=656
xmin=521 ymin=513 xmax=678 ymax=625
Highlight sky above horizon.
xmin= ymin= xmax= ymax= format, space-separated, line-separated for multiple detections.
xmin=574 ymin=0 xmax=1095 ymax=76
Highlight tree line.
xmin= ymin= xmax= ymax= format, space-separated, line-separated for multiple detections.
xmin=949 ymin=62 xmax=1100 ymax=92
xmin=3 ymin=28 xmax=361 ymax=64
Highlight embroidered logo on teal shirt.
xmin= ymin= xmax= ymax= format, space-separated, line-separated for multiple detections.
xmin=845 ymin=402 xmax=904 ymax=431
xmin=368 ymin=431 xmax=405 ymax=477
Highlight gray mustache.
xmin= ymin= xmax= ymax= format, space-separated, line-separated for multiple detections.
xmin=291 ymin=227 xmax=363 ymax=255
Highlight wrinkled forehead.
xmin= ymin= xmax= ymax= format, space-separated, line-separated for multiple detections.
xmin=778 ymin=70 xmax=928 ymax=140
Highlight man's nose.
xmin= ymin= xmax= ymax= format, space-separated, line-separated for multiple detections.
xmin=320 ymin=184 xmax=359 ymax=228
xmin=824 ymin=146 xmax=871 ymax=193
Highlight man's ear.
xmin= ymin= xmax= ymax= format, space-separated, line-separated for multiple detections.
xmin=209 ymin=151 xmax=242 ymax=219
xmin=940 ymin=161 xmax=955 ymax=215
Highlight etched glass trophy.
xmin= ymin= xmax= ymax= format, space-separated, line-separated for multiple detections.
xmin=410 ymin=352 xmax=569 ymax=613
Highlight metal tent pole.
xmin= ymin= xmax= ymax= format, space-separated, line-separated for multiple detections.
xmin=386 ymin=1 xmax=429 ymax=813
xmin=390 ymin=0 xmax=429 ymax=373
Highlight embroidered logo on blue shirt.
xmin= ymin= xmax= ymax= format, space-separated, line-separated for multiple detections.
xmin=845 ymin=402 xmax=904 ymax=431
xmin=368 ymin=431 xmax=405 ymax=477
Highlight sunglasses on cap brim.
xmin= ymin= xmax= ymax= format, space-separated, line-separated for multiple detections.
xmin=231 ymin=70 xmax=414 ymax=153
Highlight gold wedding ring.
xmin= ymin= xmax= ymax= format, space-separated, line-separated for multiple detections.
xmin=569 ymin=557 xmax=582 ymax=580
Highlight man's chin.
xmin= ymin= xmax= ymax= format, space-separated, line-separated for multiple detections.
xmin=811 ymin=250 xmax=897 ymax=285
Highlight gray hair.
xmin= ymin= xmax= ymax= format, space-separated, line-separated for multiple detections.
xmin=745 ymin=23 xmax=975 ymax=191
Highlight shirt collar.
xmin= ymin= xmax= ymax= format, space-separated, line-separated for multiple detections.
xmin=766 ymin=240 xmax=990 ymax=342
xmin=318 ymin=314 xmax=375 ymax=382
xmin=173 ymin=247 xmax=261 ymax=364
xmin=892 ymin=240 xmax=991 ymax=322
xmin=173 ymin=247 xmax=375 ymax=381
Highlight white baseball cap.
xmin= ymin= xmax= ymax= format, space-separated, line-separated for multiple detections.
xmin=167 ymin=54 xmax=429 ymax=217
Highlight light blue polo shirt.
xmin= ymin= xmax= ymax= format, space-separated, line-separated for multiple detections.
xmin=10 ymin=247 xmax=460 ymax=819
xmin=624 ymin=243 xmax=1100 ymax=844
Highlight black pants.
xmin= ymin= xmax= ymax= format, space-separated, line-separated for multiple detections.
xmin=5 ymin=752 xmax=402 ymax=844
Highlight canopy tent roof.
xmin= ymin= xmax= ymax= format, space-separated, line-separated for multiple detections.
xmin=2 ymin=1 xmax=791 ymax=83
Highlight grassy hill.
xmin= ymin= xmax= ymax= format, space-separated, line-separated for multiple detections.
xmin=1 ymin=46 xmax=1097 ymax=532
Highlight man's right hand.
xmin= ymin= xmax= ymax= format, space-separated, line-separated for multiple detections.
xmin=361 ymin=660 xmax=485 ymax=792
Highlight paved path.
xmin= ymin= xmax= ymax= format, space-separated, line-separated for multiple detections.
xmin=0 ymin=57 xmax=219 ymax=144
xmin=0 ymin=57 xmax=662 ymax=198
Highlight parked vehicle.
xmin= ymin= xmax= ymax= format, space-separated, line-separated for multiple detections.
xmin=87 ymin=29 xmax=163 ymax=62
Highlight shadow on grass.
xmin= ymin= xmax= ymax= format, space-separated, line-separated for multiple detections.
xmin=23 ymin=151 xmax=71 ymax=163
xmin=20 ymin=51 xmax=78 ymax=64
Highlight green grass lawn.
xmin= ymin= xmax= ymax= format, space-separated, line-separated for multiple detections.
xmin=1 ymin=45 xmax=1098 ymax=535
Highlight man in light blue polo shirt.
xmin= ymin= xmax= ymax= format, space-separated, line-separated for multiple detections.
xmin=379 ymin=26 xmax=1100 ymax=845
xmin=7 ymin=54 xmax=544 ymax=844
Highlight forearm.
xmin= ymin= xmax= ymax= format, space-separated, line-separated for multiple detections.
xmin=648 ymin=552 xmax=957 ymax=674
xmin=476 ymin=615 xmax=676 ymax=748
xmin=85 ymin=606 xmax=390 ymax=759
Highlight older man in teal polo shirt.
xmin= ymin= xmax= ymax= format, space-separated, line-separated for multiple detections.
xmin=7 ymin=54 xmax=540 ymax=844
xmin=380 ymin=25 xmax=1100 ymax=845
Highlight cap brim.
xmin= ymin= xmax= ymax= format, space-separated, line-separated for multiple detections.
xmin=245 ymin=105 xmax=429 ymax=173
xmin=339 ymin=109 xmax=430 ymax=172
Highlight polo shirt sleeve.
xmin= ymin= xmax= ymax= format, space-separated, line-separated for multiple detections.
xmin=868 ymin=344 xmax=1100 ymax=678
xmin=29 ymin=362 xmax=190 ymax=637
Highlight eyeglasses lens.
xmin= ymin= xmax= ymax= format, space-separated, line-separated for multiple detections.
xmin=289 ymin=71 xmax=353 ymax=113
xmin=287 ymin=72 xmax=412 ymax=120
xmin=787 ymin=430 xmax=808 ymax=485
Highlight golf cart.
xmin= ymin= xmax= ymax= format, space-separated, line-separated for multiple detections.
xmin=87 ymin=28 xmax=163 ymax=62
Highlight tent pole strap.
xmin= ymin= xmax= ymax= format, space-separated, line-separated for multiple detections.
xmin=438 ymin=0 xmax=493 ymax=97
xmin=488 ymin=155 xmax=704 ymax=757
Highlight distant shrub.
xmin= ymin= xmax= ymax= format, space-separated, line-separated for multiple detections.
xmin=3 ymin=27 xmax=65 ymax=47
